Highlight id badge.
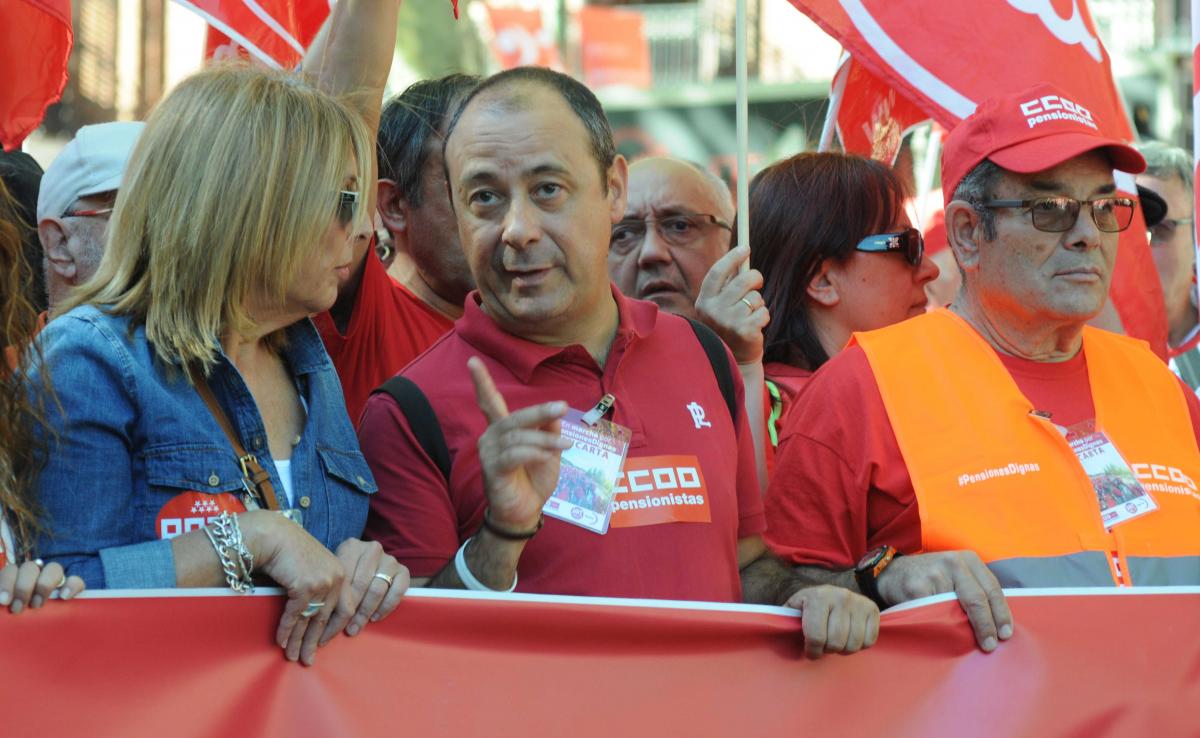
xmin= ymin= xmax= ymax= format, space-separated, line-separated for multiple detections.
xmin=542 ymin=408 xmax=632 ymax=534
xmin=1062 ymin=420 xmax=1158 ymax=529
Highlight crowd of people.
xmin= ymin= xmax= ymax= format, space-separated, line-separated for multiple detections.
xmin=2 ymin=0 xmax=1199 ymax=667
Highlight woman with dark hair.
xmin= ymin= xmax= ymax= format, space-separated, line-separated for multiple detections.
xmin=0 ymin=178 xmax=86 ymax=612
xmin=747 ymin=152 xmax=939 ymax=437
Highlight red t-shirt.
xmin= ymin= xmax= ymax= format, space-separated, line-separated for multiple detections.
xmin=763 ymin=343 xmax=1200 ymax=568
xmin=359 ymin=288 xmax=765 ymax=602
xmin=313 ymin=252 xmax=454 ymax=424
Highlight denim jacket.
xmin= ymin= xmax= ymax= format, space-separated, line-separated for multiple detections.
xmin=30 ymin=306 xmax=377 ymax=589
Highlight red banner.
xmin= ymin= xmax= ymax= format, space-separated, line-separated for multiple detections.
xmin=0 ymin=0 xmax=72 ymax=151
xmin=796 ymin=0 xmax=1166 ymax=356
xmin=3 ymin=588 xmax=1197 ymax=736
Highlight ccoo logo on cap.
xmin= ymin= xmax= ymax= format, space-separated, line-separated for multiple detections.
xmin=941 ymin=82 xmax=1146 ymax=206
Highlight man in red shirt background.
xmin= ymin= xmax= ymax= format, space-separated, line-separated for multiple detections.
xmin=314 ymin=73 xmax=480 ymax=423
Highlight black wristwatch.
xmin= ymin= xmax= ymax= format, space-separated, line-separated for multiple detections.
xmin=854 ymin=545 xmax=900 ymax=609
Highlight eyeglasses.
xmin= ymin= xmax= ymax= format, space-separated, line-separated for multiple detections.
xmin=337 ymin=190 xmax=359 ymax=227
xmin=62 ymin=207 xmax=114 ymax=219
xmin=982 ymin=196 xmax=1137 ymax=233
xmin=610 ymin=214 xmax=732 ymax=255
xmin=855 ymin=228 xmax=925 ymax=266
xmin=1150 ymin=216 xmax=1194 ymax=244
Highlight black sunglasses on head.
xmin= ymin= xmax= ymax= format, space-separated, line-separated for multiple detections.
xmin=854 ymin=227 xmax=925 ymax=266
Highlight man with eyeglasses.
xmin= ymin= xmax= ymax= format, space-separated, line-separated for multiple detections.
xmin=764 ymin=83 xmax=1200 ymax=655
xmin=608 ymin=157 xmax=771 ymax=489
xmin=1135 ymin=142 xmax=1200 ymax=391
xmin=608 ymin=157 xmax=736 ymax=321
xmin=36 ymin=122 xmax=143 ymax=321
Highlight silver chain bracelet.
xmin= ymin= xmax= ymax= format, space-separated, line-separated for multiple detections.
xmin=203 ymin=511 xmax=255 ymax=593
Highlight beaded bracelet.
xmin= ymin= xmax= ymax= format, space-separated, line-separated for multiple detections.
xmin=204 ymin=512 xmax=255 ymax=593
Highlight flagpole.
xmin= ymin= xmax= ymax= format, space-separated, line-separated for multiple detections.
xmin=735 ymin=0 xmax=750 ymax=256
xmin=916 ymin=123 xmax=941 ymax=219
xmin=818 ymin=51 xmax=850 ymax=152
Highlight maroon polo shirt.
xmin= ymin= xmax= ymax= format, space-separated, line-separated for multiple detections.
xmin=359 ymin=286 xmax=764 ymax=602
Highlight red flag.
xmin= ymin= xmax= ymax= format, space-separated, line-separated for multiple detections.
xmin=484 ymin=5 xmax=562 ymax=70
xmin=173 ymin=0 xmax=329 ymax=69
xmin=2 ymin=589 xmax=1198 ymax=736
xmin=578 ymin=6 xmax=652 ymax=89
xmin=0 ymin=0 xmax=72 ymax=151
xmin=796 ymin=0 xmax=1167 ymax=355
xmin=834 ymin=55 xmax=928 ymax=165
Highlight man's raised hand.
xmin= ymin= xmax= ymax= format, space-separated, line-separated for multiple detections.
xmin=468 ymin=357 xmax=572 ymax=531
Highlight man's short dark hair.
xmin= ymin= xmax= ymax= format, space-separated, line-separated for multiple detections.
xmin=377 ymin=74 xmax=480 ymax=206
xmin=444 ymin=66 xmax=616 ymax=189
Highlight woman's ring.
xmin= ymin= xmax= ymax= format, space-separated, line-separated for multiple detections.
xmin=373 ymin=572 xmax=395 ymax=586
xmin=740 ymin=297 xmax=755 ymax=311
xmin=301 ymin=601 xmax=325 ymax=618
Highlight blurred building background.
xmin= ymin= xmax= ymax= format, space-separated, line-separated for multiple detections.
xmin=21 ymin=0 xmax=1195 ymax=179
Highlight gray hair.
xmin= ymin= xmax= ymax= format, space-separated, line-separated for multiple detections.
xmin=686 ymin=160 xmax=735 ymax=220
xmin=952 ymin=159 xmax=1003 ymax=241
xmin=1138 ymin=141 xmax=1193 ymax=193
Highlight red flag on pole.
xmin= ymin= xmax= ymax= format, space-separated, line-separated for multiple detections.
xmin=173 ymin=0 xmax=329 ymax=69
xmin=793 ymin=0 xmax=1166 ymax=355
xmin=0 ymin=0 xmax=72 ymax=151
xmin=832 ymin=55 xmax=928 ymax=165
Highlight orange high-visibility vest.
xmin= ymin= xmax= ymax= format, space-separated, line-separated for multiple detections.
xmin=853 ymin=309 xmax=1200 ymax=587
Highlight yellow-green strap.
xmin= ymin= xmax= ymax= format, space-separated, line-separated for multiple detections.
xmin=765 ymin=379 xmax=783 ymax=447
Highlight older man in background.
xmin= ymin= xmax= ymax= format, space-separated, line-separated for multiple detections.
xmin=36 ymin=122 xmax=143 ymax=320
xmin=1136 ymin=142 xmax=1200 ymax=390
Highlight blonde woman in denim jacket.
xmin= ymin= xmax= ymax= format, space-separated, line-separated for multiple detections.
xmin=29 ymin=65 xmax=408 ymax=666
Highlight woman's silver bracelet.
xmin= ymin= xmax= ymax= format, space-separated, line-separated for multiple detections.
xmin=204 ymin=512 xmax=255 ymax=593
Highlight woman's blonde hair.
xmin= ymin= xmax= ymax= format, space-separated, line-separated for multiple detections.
xmin=63 ymin=63 xmax=373 ymax=370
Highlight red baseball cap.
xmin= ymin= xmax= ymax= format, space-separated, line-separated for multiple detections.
xmin=941 ymin=82 xmax=1145 ymax=205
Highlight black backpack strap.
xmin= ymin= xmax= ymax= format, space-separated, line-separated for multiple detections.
xmin=372 ymin=376 xmax=451 ymax=483
xmin=684 ymin=318 xmax=738 ymax=425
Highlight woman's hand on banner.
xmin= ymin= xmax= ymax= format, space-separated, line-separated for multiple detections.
xmin=321 ymin=539 xmax=410 ymax=645
xmin=0 ymin=559 xmax=84 ymax=614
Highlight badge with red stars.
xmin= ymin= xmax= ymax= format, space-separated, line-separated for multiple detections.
xmin=155 ymin=492 xmax=247 ymax=540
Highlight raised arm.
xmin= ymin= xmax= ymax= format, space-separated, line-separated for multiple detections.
xmin=302 ymin=0 xmax=401 ymax=165
xmin=694 ymin=245 xmax=771 ymax=491
xmin=302 ymin=0 xmax=402 ymax=324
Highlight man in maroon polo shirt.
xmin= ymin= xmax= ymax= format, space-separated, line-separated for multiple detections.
xmin=359 ymin=66 xmax=877 ymax=658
